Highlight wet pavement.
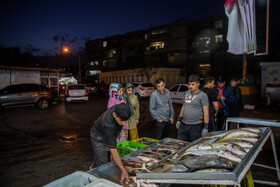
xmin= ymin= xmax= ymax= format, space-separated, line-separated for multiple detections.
xmin=0 ymin=95 xmax=279 ymax=187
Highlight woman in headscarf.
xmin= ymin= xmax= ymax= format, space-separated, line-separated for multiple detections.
xmin=123 ymin=83 xmax=140 ymax=141
xmin=107 ymin=83 xmax=127 ymax=143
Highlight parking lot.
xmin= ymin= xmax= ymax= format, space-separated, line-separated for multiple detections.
xmin=0 ymin=94 xmax=279 ymax=186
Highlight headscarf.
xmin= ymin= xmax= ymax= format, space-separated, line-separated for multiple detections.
xmin=109 ymin=83 xmax=124 ymax=103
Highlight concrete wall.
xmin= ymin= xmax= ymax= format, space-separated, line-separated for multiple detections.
xmin=0 ymin=69 xmax=40 ymax=89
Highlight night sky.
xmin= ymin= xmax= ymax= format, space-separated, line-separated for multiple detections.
xmin=0 ymin=0 xmax=228 ymax=56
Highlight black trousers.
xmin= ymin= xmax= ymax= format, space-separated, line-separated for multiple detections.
xmin=216 ymin=108 xmax=225 ymax=131
xmin=209 ymin=114 xmax=216 ymax=132
xmin=154 ymin=121 xmax=170 ymax=140
xmin=177 ymin=122 xmax=203 ymax=142
xmin=90 ymin=135 xmax=110 ymax=168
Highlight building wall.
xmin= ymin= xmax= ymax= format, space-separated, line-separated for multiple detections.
xmin=99 ymin=67 xmax=180 ymax=88
xmin=0 ymin=69 xmax=40 ymax=89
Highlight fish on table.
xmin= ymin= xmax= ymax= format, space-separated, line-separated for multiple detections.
xmin=177 ymin=155 xmax=236 ymax=171
xmin=218 ymin=129 xmax=259 ymax=142
xmin=183 ymin=148 xmax=242 ymax=163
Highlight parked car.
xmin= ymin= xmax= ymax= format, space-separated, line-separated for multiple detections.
xmin=0 ymin=83 xmax=53 ymax=109
xmin=64 ymin=84 xmax=88 ymax=103
xmin=131 ymin=82 xmax=154 ymax=100
xmin=85 ymin=84 xmax=97 ymax=95
xmin=169 ymin=84 xmax=189 ymax=104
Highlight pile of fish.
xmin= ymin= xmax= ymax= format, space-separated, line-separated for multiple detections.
xmin=122 ymin=140 xmax=188 ymax=175
xmin=156 ymin=127 xmax=262 ymax=173
xmin=138 ymin=138 xmax=158 ymax=145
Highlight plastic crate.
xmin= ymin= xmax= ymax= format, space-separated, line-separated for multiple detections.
xmin=44 ymin=171 xmax=98 ymax=187
xmin=131 ymin=137 xmax=159 ymax=145
xmin=85 ymin=179 xmax=122 ymax=187
xmin=117 ymin=141 xmax=147 ymax=157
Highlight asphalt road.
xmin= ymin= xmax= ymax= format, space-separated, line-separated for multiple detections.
xmin=0 ymin=95 xmax=279 ymax=187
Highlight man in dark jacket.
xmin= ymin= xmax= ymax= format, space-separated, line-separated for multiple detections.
xmin=229 ymin=78 xmax=244 ymax=128
xmin=213 ymin=76 xmax=235 ymax=130
xmin=90 ymin=103 xmax=131 ymax=185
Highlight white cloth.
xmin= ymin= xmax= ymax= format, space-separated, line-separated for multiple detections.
xmin=225 ymin=0 xmax=257 ymax=55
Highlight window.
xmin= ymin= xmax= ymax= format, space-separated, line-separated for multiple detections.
xmin=103 ymin=60 xmax=107 ymax=66
xmin=149 ymin=41 xmax=165 ymax=50
xmin=116 ymin=76 xmax=118 ymax=82
xmin=131 ymin=75 xmax=134 ymax=82
xmin=170 ymin=85 xmax=179 ymax=92
xmin=108 ymin=49 xmax=117 ymax=58
xmin=41 ymin=78 xmax=49 ymax=87
xmin=141 ymin=74 xmax=144 ymax=82
xmin=215 ymin=20 xmax=223 ymax=29
xmin=95 ymin=61 xmax=98 ymax=65
xmin=151 ymin=29 xmax=166 ymax=35
xmin=103 ymin=41 xmax=107 ymax=47
xmin=50 ymin=78 xmax=57 ymax=86
xmin=90 ymin=61 xmax=94 ymax=66
xmin=119 ymin=76 xmax=122 ymax=83
xmin=112 ymin=77 xmax=115 ymax=82
xmin=106 ymin=77 xmax=108 ymax=83
xmin=179 ymin=85 xmax=188 ymax=92
xmin=123 ymin=76 xmax=125 ymax=83
xmin=89 ymin=70 xmax=101 ymax=76
xmin=109 ymin=77 xmax=111 ymax=83
xmin=146 ymin=75 xmax=150 ymax=82
xmin=127 ymin=75 xmax=130 ymax=82
xmin=136 ymin=75 xmax=139 ymax=81
xmin=215 ymin=35 xmax=223 ymax=43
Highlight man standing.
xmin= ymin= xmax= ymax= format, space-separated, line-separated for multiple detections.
xmin=176 ymin=74 xmax=209 ymax=142
xmin=149 ymin=78 xmax=175 ymax=140
xmin=229 ymin=78 xmax=244 ymax=128
xmin=200 ymin=76 xmax=219 ymax=131
xmin=90 ymin=103 xmax=131 ymax=185
xmin=213 ymin=76 xmax=235 ymax=131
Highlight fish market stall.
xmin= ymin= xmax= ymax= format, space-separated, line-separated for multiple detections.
xmin=87 ymin=137 xmax=188 ymax=187
xmin=136 ymin=127 xmax=279 ymax=187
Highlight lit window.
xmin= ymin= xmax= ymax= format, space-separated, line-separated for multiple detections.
xmin=215 ymin=35 xmax=223 ymax=43
xmin=95 ymin=61 xmax=98 ymax=65
xmin=199 ymin=37 xmax=211 ymax=47
xmin=90 ymin=61 xmax=94 ymax=66
xmin=103 ymin=60 xmax=107 ymax=66
xmin=89 ymin=70 xmax=101 ymax=76
xmin=145 ymin=34 xmax=148 ymax=40
xmin=103 ymin=41 xmax=107 ymax=47
xmin=151 ymin=29 xmax=166 ymax=35
xmin=149 ymin=42 xmax=165 ymax=50
xmin=215 ymin=20 xmax=223 ymax=29
xmin=199 ymin=64 xmax=211 ymax=67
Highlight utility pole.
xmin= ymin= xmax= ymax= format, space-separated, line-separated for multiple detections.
xmin=78 ymin=53 xmax=81 ymax=83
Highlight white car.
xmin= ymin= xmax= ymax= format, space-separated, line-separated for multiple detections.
xmin=169 ymin=84 xmax=189 ymax=104
xmin=65 ymin=84 xmax=89 ymax=103
xmin=131 ymin=82 xmax=154 ymax=100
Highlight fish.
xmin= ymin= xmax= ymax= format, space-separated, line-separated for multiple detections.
xmin=218 ymin=139 xmax=254 ymax=149
xmin=210 ymin=142 xmax=247 ymax=157
xmin=122 ymin=159 xmax=143 ymax=168
xmin=177 ymin=155 xmax=235 ymax=171
xmin=160 ymin=164 xmax=189 ymax=173
xmin=124 ymin=147 xmax=138 ymax=152
xmin=225 ymin=137 xmax=258 ymax=144
xmin=218 ymin=129 xmax=259 ymax=142
xmin=194 ymin=169 xmax=231 ymax=173
xmin=184 ymin=149 xmax=242 ymax=163
xmin=241 ymin=127 xmax=262 ymax=134
xmin=137 ymin=156 xmax=159 ymax=163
